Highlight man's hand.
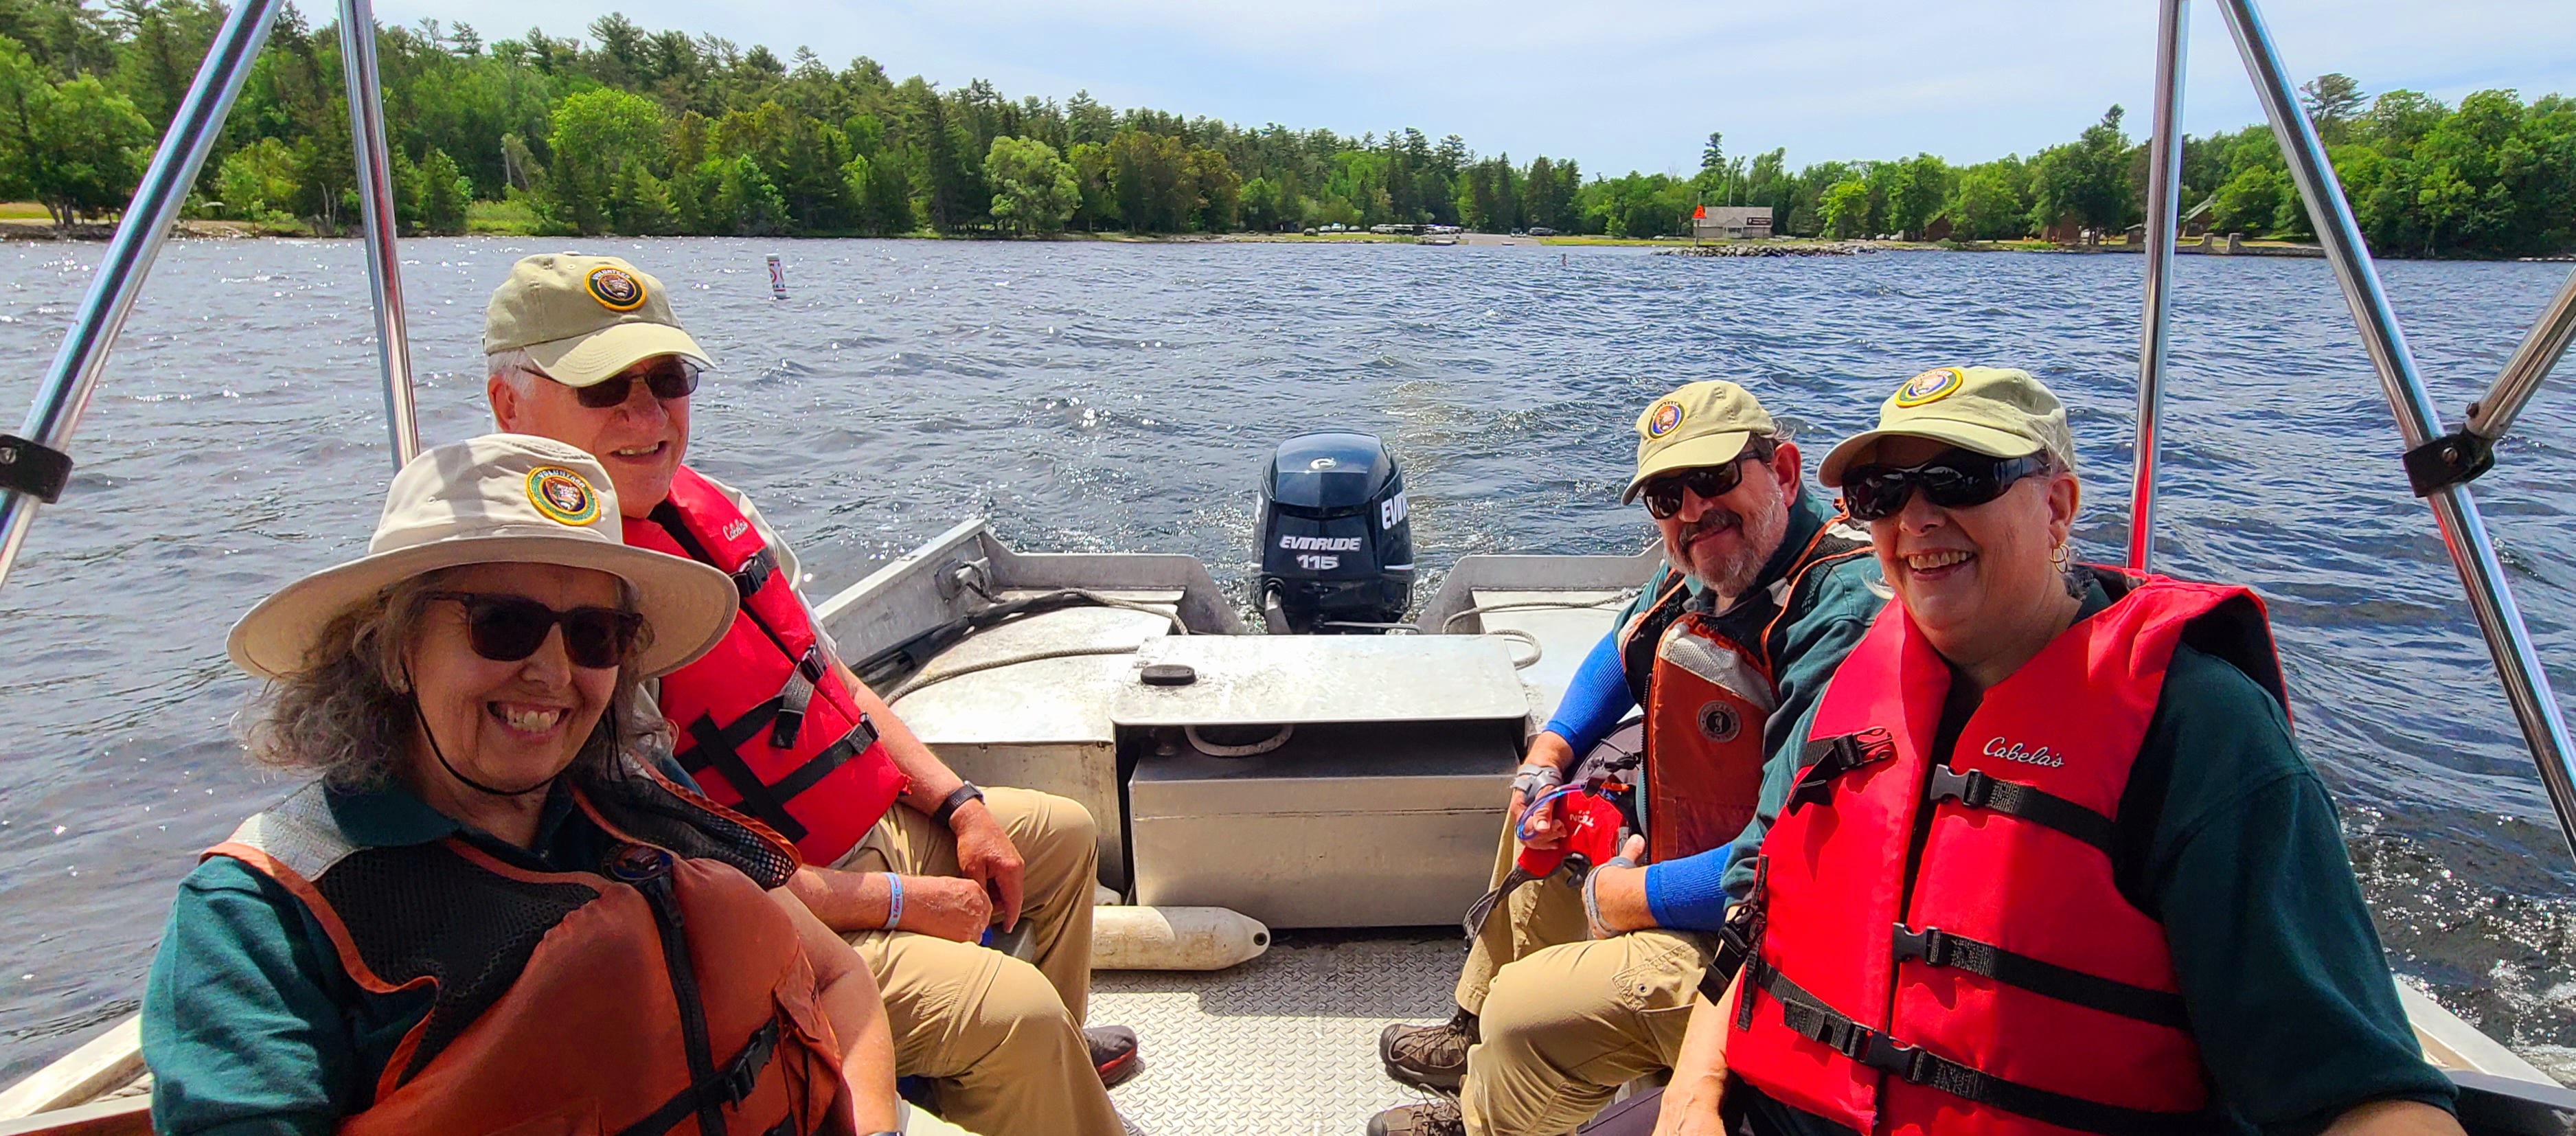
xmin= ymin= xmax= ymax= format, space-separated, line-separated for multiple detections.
xmin=948 ymin=800 xmax=1027 ymax=931
xmin=1512 ymin=732 xmax=1580 ymax=852
xmin=1584 ymin=834 xmax=1655 ymax=938
xmin=1653 ymin=986 xmax=1738 ymax=1136
xmin=898 ymin=874 xmax=996 ymax=942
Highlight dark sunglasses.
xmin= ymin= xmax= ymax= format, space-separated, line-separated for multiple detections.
xmin=571 ymin=357 xmax=701 ymax=409
xmin=428 ymin=592 xmax=643 ymax=670
xmin=1840 ymin=450 xmax=2051 ymax=521
xmin=1641 ymin=462 xmax=1748 ymax=521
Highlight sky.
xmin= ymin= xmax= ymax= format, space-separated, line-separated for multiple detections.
xmin=369 ymin=0 xmax=2576 ymax=174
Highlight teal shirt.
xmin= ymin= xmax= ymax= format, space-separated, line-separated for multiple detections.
xmin=141 ymin=763 xmax=700 ymax=1136
xmin=1727 ymin=581 xmax=2456 ymax=1135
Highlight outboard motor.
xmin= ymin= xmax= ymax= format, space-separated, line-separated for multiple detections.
xmin=1256 ymin=431 xmax=1415 ymax=634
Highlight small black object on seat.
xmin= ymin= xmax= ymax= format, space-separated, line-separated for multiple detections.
xmin=1140 ymin=663 xmax=1196 ymax=686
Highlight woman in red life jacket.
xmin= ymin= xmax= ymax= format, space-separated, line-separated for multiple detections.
xmin=1639 ymin=368 xmax=2459 ymax=1136
xmin=139 ymin=436 xmax=917 ymax=1136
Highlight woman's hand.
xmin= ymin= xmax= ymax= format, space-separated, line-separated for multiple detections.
xmin=898 ymin=874 xmax=995 ymax=942
xmin=1654 ymin=983 xmax=1740 ymax=1136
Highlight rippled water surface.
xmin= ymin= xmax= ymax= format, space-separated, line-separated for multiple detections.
xmin=0 ymin=238 xmax=2573 ymax=1082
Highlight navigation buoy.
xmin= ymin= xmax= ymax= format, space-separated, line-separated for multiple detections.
xmin=1091 ymin=905 xmax=1270 ymax=971
xmin=766 ymin=253 xmax=787 ymax=299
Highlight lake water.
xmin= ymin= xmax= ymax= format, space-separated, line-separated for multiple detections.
xmin=0 ymin=236 xmax=2571 ymax=1084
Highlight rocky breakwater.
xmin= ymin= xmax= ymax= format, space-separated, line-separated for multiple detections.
xmin=1659 ymin=240 xmax=1878 ymax=257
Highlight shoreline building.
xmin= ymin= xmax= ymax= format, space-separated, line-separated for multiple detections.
xmin=1696 ymin=205 xmax=1774 ymax=241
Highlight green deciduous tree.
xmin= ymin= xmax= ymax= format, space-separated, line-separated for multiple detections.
xmin=984 ymin=135 xmax=1076 ymax=235
xmin=1819 ymin=179 xmax=1871 ymax=239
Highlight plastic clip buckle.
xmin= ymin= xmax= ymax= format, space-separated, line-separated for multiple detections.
xmin=1859 ymin=1032 xmax=1933 ymax=1083
xmin=1927 ymin=764 xmax=1994 ymax=810
xmin=1890 ymin=924 xmax=1951 ymax=968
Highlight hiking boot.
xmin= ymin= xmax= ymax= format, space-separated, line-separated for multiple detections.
xmin=1366 ymin=1100 xmax=1465 ymax=1136
xmin=1088 ymin=1024 xmax=1143 ymax=1088
xmin=1378 ymin=1007 xmax=1477 ymax=1091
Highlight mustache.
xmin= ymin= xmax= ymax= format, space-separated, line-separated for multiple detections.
xmin=1678 ymin=512 xmax=1742 ymax=544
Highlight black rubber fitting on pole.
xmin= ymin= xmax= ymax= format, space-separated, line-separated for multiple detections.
xmin=0 ymin=434 xmax=71 ymax=503
xmin=2402 ymin=429 xmax=2495 ymax=497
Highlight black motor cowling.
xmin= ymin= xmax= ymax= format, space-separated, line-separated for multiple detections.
xmin=1256 ymin=431 xmax=1415 ymax=634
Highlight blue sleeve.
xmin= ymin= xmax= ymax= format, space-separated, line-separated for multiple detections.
xmin=1643 ymin=848 xmax=1735 ymax=931
xmin=144 ymin=860 xmax=353 ymax=1136
xmin=1538 ymin=628 xmax=1637 ymax=756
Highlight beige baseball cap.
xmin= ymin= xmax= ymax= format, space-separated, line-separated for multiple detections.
xmin=1621 ymin=381 xmax=1777 ymax=503
xmin=227 ymin=434 xmax=737 ymax=681
xmin=1819 ymin=366 xmax=2078 ymax=488
xmin=483 ymin=254 xmax=712 ymax=387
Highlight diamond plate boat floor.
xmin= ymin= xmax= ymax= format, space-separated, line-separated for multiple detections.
xmin=1093 ymin=929 xmax=1466 ymax=1136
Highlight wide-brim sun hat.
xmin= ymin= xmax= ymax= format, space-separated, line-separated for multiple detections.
xmin=227 ymin=434 xmax=737 ymax=681
xmin=483 ymin=253 xmax=713 ymax=387
xmin=1818 ymin=365 xmax=2079 ymax=488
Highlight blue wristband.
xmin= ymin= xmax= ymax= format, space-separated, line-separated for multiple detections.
xmin=881 ymin=872 xmax=904 ymax=931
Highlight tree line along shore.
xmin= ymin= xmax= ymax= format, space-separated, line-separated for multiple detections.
xmin=0 ymin=5 xmax=2567 ymax=258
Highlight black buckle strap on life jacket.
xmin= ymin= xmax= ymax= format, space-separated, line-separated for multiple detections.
xmin=1786 ymin=729 xmax=1896 ymax=814
xmin=731 ymin=547 xmax=777 ymax=602
xmin=1748 ymin=959 xmax=2206 ymax=1136
xmin=1891 ymin=924 xmax=2190 ymax=1029
xmin=617 ymin=1016 xmax=786 ymax=1136
xmin=678 ymin=704 xmax=882 ymax=845
xmin=1924 ymin=762 xmax=2117 ymax=855
xmin=769 ymin=644 xmax=825 ymax=749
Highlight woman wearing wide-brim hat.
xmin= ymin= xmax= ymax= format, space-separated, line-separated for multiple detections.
xmin=138 ymin=434 xmax=911 ymax=1136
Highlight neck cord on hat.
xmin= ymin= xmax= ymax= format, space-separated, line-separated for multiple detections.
xmin=402 ymin=661 xmax=559 ymax=798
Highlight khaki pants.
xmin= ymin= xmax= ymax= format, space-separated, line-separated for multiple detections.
xmin=1452 ymin=824 xmax=1712 ymax=1136
xmin=832 ymin=786 xmax=1122 ymax=1136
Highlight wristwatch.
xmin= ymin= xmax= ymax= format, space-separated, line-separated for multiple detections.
xmin=931 ymin=781 xmax=986 ymax=827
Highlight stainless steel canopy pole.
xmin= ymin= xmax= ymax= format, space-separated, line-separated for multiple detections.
xmin=2128 ymin=0 xmax=2190 ymax=573
xmin=337 ymin=0 xmax=418 ymax=468
xmin=0 ymin=0 xmax=287 ymax=596
xmin=2466 ymin=265 xmax=2576 ymax=443
xmin=2220 ymin=0 xmax=2576 ymax=851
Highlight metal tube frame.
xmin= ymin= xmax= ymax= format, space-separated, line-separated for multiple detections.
xmin=0 ymin=0 xmax=288 ymax=595
xmin=337 ymin=0 xmax=418 ymax=468
xmin=2128 ymin=0 xmax=2190 ymax=573
xmin=2211 ymin=0 xmax=2576 ymax=852
xmin=2467 ymin=265 xmax=2576 ymax=442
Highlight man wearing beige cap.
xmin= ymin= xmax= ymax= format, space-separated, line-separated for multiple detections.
xmin=1369 ymin=381 xmax=1884 ymax=1136
xmin=481 ymin=253 xmax=1132 ymax=1136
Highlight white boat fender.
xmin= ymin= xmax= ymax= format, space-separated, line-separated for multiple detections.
xmin=1093 ymin=883 xmax=1121 ymax=906
xmin=1091 ymin=905 xmax=1269 ymax=971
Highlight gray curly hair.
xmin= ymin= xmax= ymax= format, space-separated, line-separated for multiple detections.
xmin=240 ymin=565 xmax=662 ymax=788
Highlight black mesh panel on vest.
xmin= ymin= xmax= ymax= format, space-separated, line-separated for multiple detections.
xmin=310 ymin=844 xmax=600 ymax=1087
xmin=581 ymin=769 xmax=801 ymax=889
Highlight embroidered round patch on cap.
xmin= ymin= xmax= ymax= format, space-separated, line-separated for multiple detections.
xmin=585 ymin=265 xmax=646 ymax=313
xmin=1893 ymin=367 xmax=1965 ymax=408
xmin=525 ymin=466 xmax=601 ymax=525
xmin=1644 ymin=401 xmax=1684 ymax=439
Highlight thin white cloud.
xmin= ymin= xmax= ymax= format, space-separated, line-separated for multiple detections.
xmin=374 ymin=0 xmax=2576 ymax=172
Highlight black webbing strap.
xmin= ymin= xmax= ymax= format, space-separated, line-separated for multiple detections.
xmin=1786 ymin=729 xmax=1895 ymax=814
xmin=0 ymin=434 xmax=72 ymax=503
xmin=1924 ymin=763 xmax=2117 ymax=855
xmin=1747 ymin=961 xmax=2207 ymax=1136
xmin=676 ymin=705 xmax=881 ymax=844
xmin=768 ymin=645 xmax=824 ymax=750
xmin=615 ymin=1016 xmax=786 ymax=1136
xmin=1891 ymin=924 xmax=2189 ymax=1028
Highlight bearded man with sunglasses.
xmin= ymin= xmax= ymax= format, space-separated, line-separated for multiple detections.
xmin=1370 ymin=381 xmax=1885 ymax=1136
xmin=482 ymin=254 xmax=1133 ymax=1136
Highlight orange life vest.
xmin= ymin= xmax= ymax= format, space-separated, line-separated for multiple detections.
xmin=207 ymin=768 xmax=854 ymax=1136
xmin=624 ymin=465 xmax=909 ymax=865
xmin=1729 ymin=571 xmax=2287 ymax=1136
xmin=1616 ymin=519 xmax=1870 ymax=863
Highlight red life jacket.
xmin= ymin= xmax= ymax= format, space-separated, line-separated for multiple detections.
xmin=1616 ymin=517 xmax=1871 ymax=863
xmin=1729 ymin=571 xmax=2286 ymax=1136
xmin=206 ymin=768 xmax=854 ymax=1136
xmin=624 ymin=466 xmax=909 ymax=865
